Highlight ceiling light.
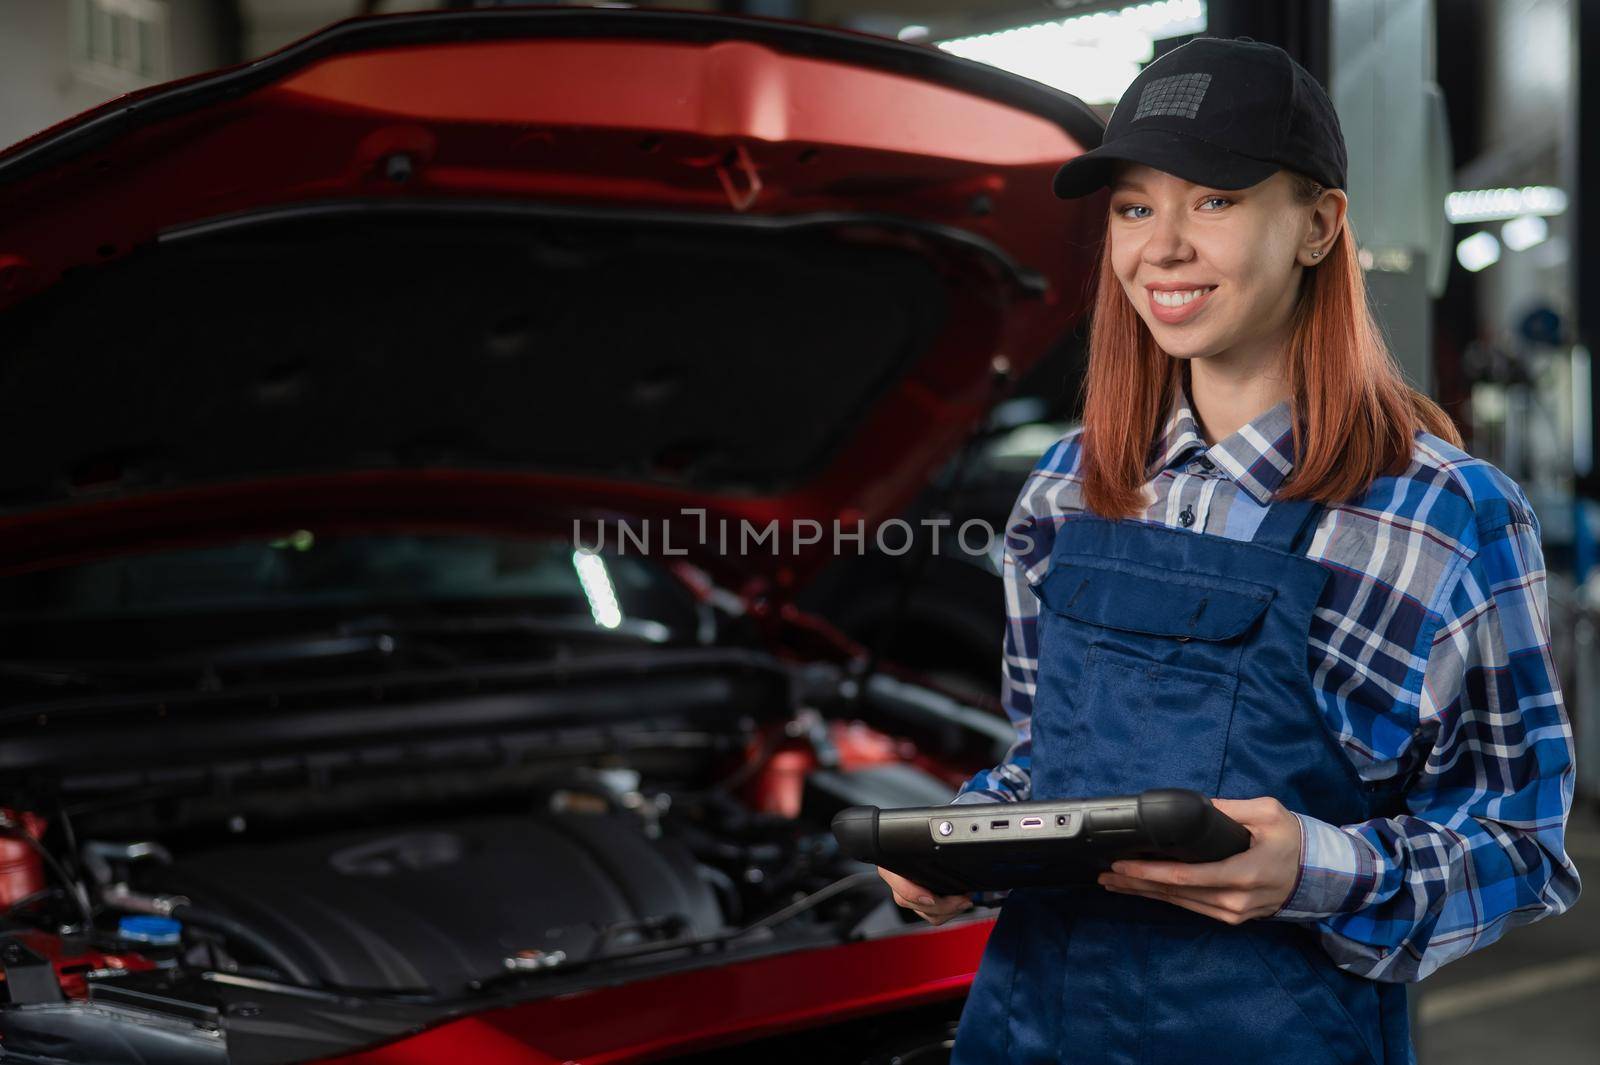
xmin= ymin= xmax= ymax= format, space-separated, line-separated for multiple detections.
xmin=1455 ymin=231 xmax=1501 ymax=273
xmin=1500 ymin=214 xmax=1548 ymax=252
xmin=572 ymin=550 xmax=623 ymax=629
xmin=1446 ymin=186 xmax=1568 ymax=224
xmin=936 ymin=0 xmax=1207 ymax=103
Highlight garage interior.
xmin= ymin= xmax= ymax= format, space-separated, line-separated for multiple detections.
xmin=0 ymin=1 xmax=1595 ymax=1062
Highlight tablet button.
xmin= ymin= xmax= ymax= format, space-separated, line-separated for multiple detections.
xmin=938 ymin=820 xmax=954 ymax=836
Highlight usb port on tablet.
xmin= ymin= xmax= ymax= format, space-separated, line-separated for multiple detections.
xmin=1020 ymin=817 xmax=1044 ymax=829
xmin=990 ymin=819 xmax=1009 ymax=829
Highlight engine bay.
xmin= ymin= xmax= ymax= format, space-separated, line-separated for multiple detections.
xmin=0 ymin=648 xmax=1007 ymax=1062
xmin=112 ymin=754 xmax=949 ymax=996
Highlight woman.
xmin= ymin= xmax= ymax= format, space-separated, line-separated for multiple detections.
xmin=875 ymin=37 xmax=1582 ymax=1064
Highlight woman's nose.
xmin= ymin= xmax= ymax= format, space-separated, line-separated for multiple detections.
xmin=1141 ymin=215 xmax=1194 ymax=265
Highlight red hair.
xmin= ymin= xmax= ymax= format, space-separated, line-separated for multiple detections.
xmin=1078 ymin=171 xmax=1462 ymax=519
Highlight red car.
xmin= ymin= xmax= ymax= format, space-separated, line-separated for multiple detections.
xmin=0 ymin=7 xmax=1102 ymax=1063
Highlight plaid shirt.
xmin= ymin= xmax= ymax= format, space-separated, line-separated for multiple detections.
xmin=952 ymin=381 xmax=1582 ymax=982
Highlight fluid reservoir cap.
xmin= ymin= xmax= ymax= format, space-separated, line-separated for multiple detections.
xmin=118 ymin=915 xmax=182 ymax=946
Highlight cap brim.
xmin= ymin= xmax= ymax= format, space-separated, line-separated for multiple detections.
xmin=1052 ymin=128 xmax=1281 ymax=199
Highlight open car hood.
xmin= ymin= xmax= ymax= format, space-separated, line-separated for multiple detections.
xmin=0 ymin=6 xmax=1104 ymax=589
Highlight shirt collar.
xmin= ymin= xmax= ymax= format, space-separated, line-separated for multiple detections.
xmin=1149 ymin=376 xmax=1297 ymax=506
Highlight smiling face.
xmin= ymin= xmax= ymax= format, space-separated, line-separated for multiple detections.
xmin=1107 ymin=163 xmax=1320 ymax=372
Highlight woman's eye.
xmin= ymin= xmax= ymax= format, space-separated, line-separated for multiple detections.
xmin=1116 ymin=204 xmax=1150 ymax=220
xmin=1201 ymin=196 xmax=1232 ymax=210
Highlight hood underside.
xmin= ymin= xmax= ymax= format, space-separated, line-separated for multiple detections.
xmin=0 ymin=6 xmax=1105 ymax=584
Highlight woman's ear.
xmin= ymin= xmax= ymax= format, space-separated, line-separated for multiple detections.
xmin=1302 ymin=187 xmax=1347 ymax=265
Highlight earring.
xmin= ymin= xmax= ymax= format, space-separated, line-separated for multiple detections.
xmin=1310 ymin=250 xmax=1321 ymax=259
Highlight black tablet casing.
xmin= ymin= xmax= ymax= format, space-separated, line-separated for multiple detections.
xmin=832 ymin=788 xmax=1252 ymax=896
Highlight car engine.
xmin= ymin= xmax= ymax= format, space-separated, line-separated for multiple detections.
xmin=6 ymin=685 xmax=974 ymax=990
xmin=139 ymin=807 xmax=723 ymax=992
xmin=0 ymin=650 xmax=1008 ymax=1063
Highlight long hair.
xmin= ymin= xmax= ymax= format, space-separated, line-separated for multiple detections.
xmin=1078 ymin=171 xmax=1462 ymax=519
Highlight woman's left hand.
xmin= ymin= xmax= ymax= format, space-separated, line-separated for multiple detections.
xmin=1096 ymin=797 xmax=1302 ymax=924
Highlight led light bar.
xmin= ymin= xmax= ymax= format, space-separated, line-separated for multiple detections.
xmin=1445 ymin=186 xmax=1568 ymax=224
xmin=935 ymin=0 xmax=1207 ymax=103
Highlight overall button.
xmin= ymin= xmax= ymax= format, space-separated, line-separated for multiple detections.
xmin=1178 ymin=504 xmax=1196 ymax=527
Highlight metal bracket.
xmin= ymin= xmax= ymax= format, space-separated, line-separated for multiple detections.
xmin=1 ymin=939 xmax=63 ymax=1004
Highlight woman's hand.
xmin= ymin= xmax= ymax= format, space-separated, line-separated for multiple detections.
xmin=877 ymin=866 xmax=976 ymax=925
xmin=1096 ymin=796 xmax=1302 ymax=924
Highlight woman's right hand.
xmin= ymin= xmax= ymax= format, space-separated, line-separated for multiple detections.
xmin=877 ymin=866 xmax=976 ymax=925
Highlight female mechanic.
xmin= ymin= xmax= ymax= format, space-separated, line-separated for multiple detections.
xmin=874 ymin=36 xmax=1582 ymax=1065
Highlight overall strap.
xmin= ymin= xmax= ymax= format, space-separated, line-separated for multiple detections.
xmin=1250 ymin=497 xmax=1325 ymax=555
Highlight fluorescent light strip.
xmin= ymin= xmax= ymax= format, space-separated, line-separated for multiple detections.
xmin=1446 ymin=186 xmax=1568 ymax=224
xmin=935 ymin=1 xmax=1207 ymax=103
xmin=572 ymin=550 xmax=624 ymax=629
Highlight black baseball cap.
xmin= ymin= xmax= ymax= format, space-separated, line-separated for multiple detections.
xmin=1053 ymin=36 xmax=1347 ymax=199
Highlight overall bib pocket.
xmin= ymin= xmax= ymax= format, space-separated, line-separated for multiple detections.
xmin=1036 ymin=557 xmax=1276 ymax=643
xmin=1030 ymin=559 xmax=1273 ymax=798
xmin=1061 ymin=644 xmax=1241 ymax=796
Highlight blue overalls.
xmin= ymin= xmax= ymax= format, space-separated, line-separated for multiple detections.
xmin=951 ymin=497 xmax=1415 ymax=1065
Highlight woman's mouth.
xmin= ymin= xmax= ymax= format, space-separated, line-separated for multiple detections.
xmin=1147 ymin=285 xmax=1217 ymax=324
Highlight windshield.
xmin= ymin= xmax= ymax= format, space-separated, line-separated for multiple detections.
xmin=0 ymin=532 xmax=705 ymax=698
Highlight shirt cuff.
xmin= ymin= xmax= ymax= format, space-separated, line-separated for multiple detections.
xmin=1269 ymin=811 xmax=1380 ymax=920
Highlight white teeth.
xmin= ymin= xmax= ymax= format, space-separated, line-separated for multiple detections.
xmin=1151 ymin=286 xmax=1215 ymax=307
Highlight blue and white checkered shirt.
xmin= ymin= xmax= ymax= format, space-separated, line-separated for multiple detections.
xmin=952 ymin=381 xmax=1582 ymax=982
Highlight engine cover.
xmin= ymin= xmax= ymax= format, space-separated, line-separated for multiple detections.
xmin=147 ymin=812 xmax=722 ymax=992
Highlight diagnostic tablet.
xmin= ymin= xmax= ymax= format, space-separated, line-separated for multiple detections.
xmin=831 ymin=788 xmax=1252 ymax=895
